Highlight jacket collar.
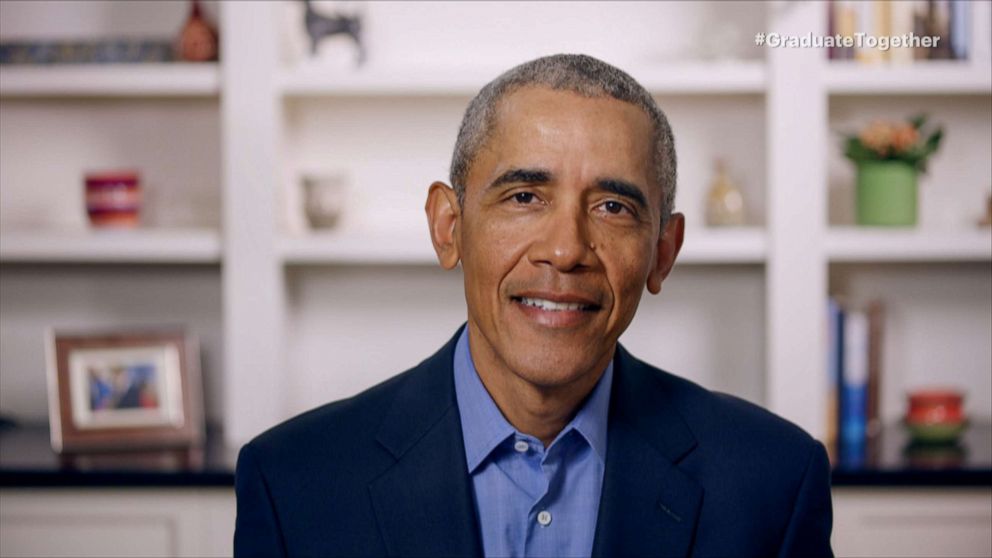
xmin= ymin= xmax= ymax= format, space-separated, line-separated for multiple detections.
xmin=591 ymin=343 xmax=703 ymax=558
xmin=370 ymin=327 xmax=702 ymax=557
xmin=369 ymin=326 xmax=483 ymax=557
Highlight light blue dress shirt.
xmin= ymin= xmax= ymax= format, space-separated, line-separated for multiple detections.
xmin=453 ymin=328 xmax=613 ymax=558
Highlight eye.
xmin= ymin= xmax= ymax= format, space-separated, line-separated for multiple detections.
xmin=512 ymin=192 xmax=536 ymax=204
xmin=602 ymin=200 xmax=629 ymax=215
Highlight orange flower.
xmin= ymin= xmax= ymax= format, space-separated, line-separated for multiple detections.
xmin=890 ymin=123 xmax=919 ymax=154
xmin=859 ymin=120 xmax=894 ymax=156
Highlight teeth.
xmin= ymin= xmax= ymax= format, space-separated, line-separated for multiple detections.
xmin=518 ymin=297 xmax=589 ymax=311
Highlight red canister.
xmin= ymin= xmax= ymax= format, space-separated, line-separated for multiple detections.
xmin=85 ymin=171 xmax=141 ymax=228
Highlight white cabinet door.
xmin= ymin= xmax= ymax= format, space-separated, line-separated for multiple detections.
xmin=833 ymin=488 xmax=992 ymax=557
xmin=0 ymin=489 xmax=235 ymax=558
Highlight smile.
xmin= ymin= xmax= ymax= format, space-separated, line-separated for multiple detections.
xmin=515 ymin=297 xmax=597 ymax=312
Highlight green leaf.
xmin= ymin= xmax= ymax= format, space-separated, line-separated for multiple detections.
xmin=909 ymin=113 xmax=928 ymax=130
xmin=844 ymin=137 xmax=879 ymax=162
xmin=923 ymin=127 xmax=943 ymax=155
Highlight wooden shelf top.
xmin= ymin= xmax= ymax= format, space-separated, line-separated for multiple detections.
xmin=0 ymin=228 xmax=222 ymax=264
xmin=0 ymin=64 xmax=221 ymax=98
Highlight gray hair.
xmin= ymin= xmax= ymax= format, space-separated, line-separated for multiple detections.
xmin=449 ymin=53 xmax=677 ymax=226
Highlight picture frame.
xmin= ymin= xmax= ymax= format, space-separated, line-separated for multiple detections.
xmin=46 ymin=327 xmax=204 ymax=453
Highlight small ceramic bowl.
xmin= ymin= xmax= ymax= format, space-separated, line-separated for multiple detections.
xmin=85 ymin=171 xmax=141 ymax=228
xmin=904 ymin=389 xmax=968 ymax=444
xmin=906 ymin=389 xmax=965 ymax=423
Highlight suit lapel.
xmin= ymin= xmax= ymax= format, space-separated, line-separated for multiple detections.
xmin=368 ymin=328 xmax=483 ymax=557
xmin=592 ymin=345 xmax=704 ymax=558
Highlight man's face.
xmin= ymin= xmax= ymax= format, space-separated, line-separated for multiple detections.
xmin=451 ymin=86 xmax=682 ymax=390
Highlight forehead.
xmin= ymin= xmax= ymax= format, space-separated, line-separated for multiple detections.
xmin=473 ymin=86 xmax=657 ymax=191
xmin=493 ymin=85 xmax=652 ymax=144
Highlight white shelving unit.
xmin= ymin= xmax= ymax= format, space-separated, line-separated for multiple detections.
xmin=0 ymin=63 xmax=221 ymax=97
xmin=0 ymin=228 xmax=222 ymax=264
xmin=0 ymin=2 xmax=225 ymax=425
xmin=1 ymin=2 xmax=991 ymax=556
xmin=0 ymin=0 xmax=988 ymax=452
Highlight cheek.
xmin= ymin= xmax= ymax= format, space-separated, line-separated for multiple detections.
xmin=462 ymin=217 xmax=526 ymax=294
xmin=600 ymin=237 xmax=654 ymax=307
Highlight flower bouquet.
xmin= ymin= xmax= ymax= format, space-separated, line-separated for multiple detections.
xmin=842 ymin=115 xmax=943 ymax=226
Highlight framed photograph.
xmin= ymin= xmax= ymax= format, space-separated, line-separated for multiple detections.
xmin=46 ymin=328 xmax=203 ymax=453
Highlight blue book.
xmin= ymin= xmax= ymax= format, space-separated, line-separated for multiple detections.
xmin=840 ymin=309 xmax=869 ymax=467
xmin=949 ymin=0 xmax=969 ymax=60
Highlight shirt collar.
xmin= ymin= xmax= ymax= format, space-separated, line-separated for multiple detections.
xmin=453 ymin=327 xmax=613 ymax=473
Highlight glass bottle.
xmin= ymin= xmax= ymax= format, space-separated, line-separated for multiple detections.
xmin=705 ymin=158 xmax=746 ymax=227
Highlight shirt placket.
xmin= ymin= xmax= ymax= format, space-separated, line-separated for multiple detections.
xmin=523 ymin=437 xmax=569 ymax=556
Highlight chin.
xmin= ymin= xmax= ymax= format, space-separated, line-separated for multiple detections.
xmin=504 ymin=345 xmax=609 ymax=389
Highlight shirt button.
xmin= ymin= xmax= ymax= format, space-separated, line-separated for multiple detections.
xmin=514 ymin=440 xmax=529 ymax=453
xmin=537 ymin=510 xmax=552 ymax=526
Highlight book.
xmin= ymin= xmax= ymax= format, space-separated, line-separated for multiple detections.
xmin=913 ymin=0 xmax=932 ymax=60
xmin=949 ymin=0 xmax=970 ymax=60
xmin=841 ymin=308 xmax=869 ymax=456
xmin=835 ymin=0 xmax=859 ymax=60
xmin=855 ymin=1 xmax=883 ymax=64
xmin=826 ymin=298 xmax=843 ymax=463
xmin=866 ymin=300 xmax=885 ymax=443
xmin=873 ymin=0 xmax=893 ymax=63
xmin=931 ymin=0 xmax=955 ymax=60
xmin=890 ymin=0 xmax=917 ymax=64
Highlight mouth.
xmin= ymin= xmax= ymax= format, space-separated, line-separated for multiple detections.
xmin=510 ymin=292 xmax=602 ymax=329
xmin=512 ymin=296 xmax=600 ymax=312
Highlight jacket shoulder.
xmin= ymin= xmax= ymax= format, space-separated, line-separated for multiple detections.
xmin=630 ymin=353 xmax=820 ymax=460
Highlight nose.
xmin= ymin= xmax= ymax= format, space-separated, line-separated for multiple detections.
xmin=528 ymin=203 xmax=596 ymax=272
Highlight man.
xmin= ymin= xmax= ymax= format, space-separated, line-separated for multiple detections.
xmin=235 ymin=54 xmax=833 ymax=557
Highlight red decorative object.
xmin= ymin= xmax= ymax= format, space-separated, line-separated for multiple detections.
xmin=176 ymin=0 xmax=218 ymax=62
xmin=85 ymin=171 xmax=141 ymax=228
xmin=906 ymin=389 xmax=965 ymax=425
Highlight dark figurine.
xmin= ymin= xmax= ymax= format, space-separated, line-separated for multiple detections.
xmin=302 ymin=0 xmax=365 ymax=65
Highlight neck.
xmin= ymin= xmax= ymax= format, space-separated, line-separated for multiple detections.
xmin=467 ymin=326 xmax=611 ymax=447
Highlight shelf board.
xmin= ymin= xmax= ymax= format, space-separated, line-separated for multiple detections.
xmin=678 ymin=227 xmax=767 ymax=264
xmin=637 ymin=61 xmax=766 ymax=95
xmin=0 ymin=64 xmax=221 ymax=98
xmin=825 ymin=62 xmax=992 ymax=95
xmin=278 ymin=61 xmax=766 ymax=97
xmin=826 ymin=228 xmax=992 ymax=262
xmin=280 ymin=231 xmax=436 ymax=265
xmin=280 ymin=227 xmax=766 ymax=266
xmin=0 ymin=228 xmax=222 ymax=264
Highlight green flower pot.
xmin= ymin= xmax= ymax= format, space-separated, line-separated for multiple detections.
xmin=856 ymin=160 xmax=918 ymax=226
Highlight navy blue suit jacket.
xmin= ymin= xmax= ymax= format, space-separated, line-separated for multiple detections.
xmin=235 ymin=329 xmax=833 ymax=557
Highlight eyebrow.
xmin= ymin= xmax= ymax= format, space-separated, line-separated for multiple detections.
xmin=487 ymin=168 xmax=552 ymax=190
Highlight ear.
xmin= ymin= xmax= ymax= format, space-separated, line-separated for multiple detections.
xmin=425 ymin=181 xmax=461 ymax=269
xmin=646 ymin=212 xmax=684 ymax=294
